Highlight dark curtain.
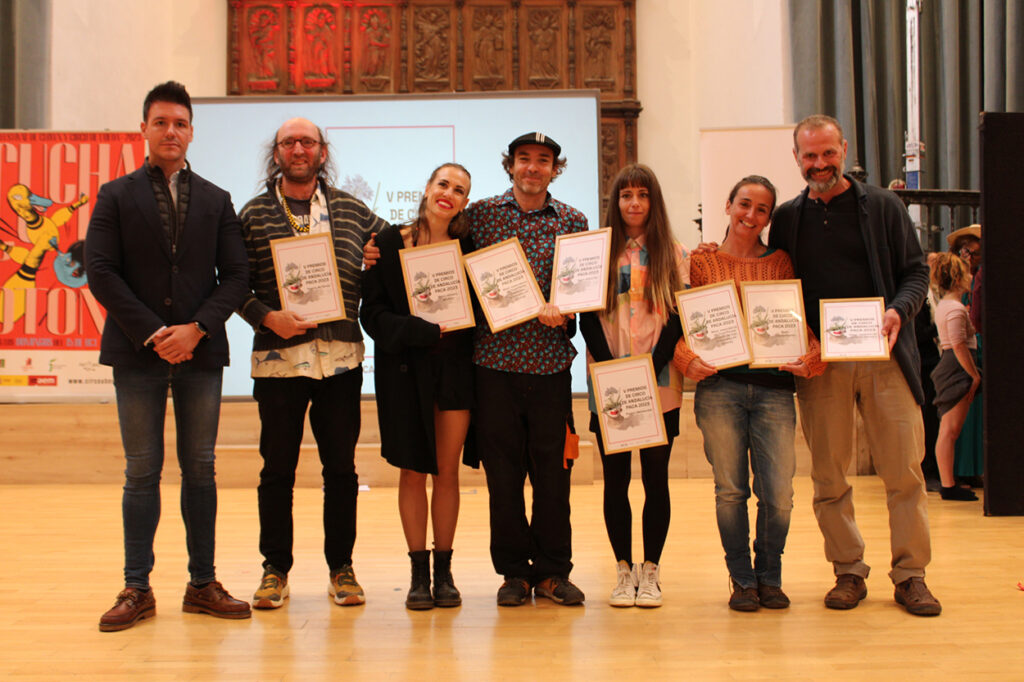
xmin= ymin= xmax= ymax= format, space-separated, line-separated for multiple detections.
xmin=1 ymin=0 xmax=51 ymax=129
xmin=1 ymin=0 xmax=14 ymax=128
xmin=788 ymin=0 xmax=1023 ymax=234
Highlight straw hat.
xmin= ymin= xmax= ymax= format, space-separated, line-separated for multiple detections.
xmin=946 ymin=224 xmax=981 ymax=246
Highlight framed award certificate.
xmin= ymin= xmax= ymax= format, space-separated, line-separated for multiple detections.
xmin=269 ymin=233 xmax=345 ymax=323
xmin=462 ymin=237 xmax=545 ymax=333
xmin=676 ymin=280 xmax=752 ymax=369
xmin=740 ymin=279 xmax=808 ymax=367
xmin=589 ymin=354 xmax=668 ymax=454
xmin=399 ymin=239 xmax=475 ymax=331
xmin=549 ymin=227 xmax=612 ymax=314
xmin=819 ymin=297 xmax=890 ymax=361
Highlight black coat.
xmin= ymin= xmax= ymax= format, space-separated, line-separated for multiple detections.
xmin=769 ymin=176 xmax=928 ymax=403
xmin=360 ymin=225 xmax=477 ymax=473
xmin=85 ymin=165 xmax=249 ymax=369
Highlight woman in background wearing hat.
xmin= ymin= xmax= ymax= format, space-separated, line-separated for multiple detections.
xmin=946 ymin=225 xmax=983 ymax=489
xmin=579 ymin=164 xmax=688 ymax=608
xmin=928 ymin=250 xmax=981 ymax=501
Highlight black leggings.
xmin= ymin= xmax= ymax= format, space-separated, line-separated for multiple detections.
xmin=592 ymin=409 xmax=678 ymax=564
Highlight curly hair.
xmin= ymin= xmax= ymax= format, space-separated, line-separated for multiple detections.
xmin=929 ymin=252 xmax=972 ymax=297
xmin=500 ymin=151 xmax=567 ymax=182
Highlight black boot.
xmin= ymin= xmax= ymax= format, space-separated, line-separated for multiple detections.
xmin=432 ymin=549 xmax=462 ymax=607
xmin=406 ymin=550 xmax=433 ymax=610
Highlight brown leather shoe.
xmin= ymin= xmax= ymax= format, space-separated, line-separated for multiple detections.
xmin=728 ymin=580 xmax=759 ymax=612
xmin=757 ymin=583 xmax=791 ymax=609
xmin=894 ymin=577 xmax=942 ymax=616
xmin=182 ymin=581 xmax=252 ymax=619
xmin=824 ymin=574 xmax=867 ymax=610
xmin=99 ymin=587 xmax=156 ymax=632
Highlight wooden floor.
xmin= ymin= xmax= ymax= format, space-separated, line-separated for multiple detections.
xmin=3 ymin=477 xmax=1022 ymax=680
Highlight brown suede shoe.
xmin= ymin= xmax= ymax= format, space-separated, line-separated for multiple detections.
xmin=894 ymin=577 xmax=942 ymax=616
xmin=824 ymin=574 xmax=867 ymax=610
xmin=182 ymin=581 xmax=252 ymax=619
xmin=99 ymin=587 xmax=156 ymax=632
xmin=728 ymin=580 xmax=759 ymax=612
xmin=757 ymin=583 xmax=791 ymax=609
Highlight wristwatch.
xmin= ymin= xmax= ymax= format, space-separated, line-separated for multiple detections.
xmin=193 ymin=321 xmax=208 ymax=338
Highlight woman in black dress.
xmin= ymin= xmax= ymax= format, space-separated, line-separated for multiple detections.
xmin=360 ymin=163 xmax=474 ymax=609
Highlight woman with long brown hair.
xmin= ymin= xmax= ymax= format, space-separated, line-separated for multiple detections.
xmin=580 ymin=164 xmax=688 ymax=608
xmin=360 ymin=162 xmax=475 ymax=609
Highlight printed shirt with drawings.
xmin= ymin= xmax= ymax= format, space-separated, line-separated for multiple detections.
xmin=587 ymin=234 xmax=690 ymax=413
xmin=467 ymin=188 xmax=588 ymax=375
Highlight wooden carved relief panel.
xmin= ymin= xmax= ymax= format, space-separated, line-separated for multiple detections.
xmin=468 ymin=5 xmax=508 ymax=91
xmin=228 ymin=0 xmax=640 ymax=204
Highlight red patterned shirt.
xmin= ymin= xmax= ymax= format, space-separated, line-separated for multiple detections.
xmin=469 ymin=188 xmax=589 ymax=374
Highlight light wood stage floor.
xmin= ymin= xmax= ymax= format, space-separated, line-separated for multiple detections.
xmin=3 ymin=476 xmax=1022 ymax=680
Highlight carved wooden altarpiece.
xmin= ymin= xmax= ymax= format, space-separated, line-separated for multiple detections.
xmin=228 ymin=0 xmax=641 ymax=216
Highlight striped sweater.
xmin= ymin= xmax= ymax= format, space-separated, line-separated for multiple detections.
xmin=238 ymin=179 xmax=388 ymax=351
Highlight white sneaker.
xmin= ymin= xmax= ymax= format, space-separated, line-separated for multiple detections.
xmin=635 ymin=561 xmax=662 ymax=608
xmin=609 ymin=560 xmax=637 ymax=607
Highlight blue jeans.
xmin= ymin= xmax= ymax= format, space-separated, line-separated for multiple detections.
xmin=694 ymin=376 xmax=796 ymax=588
xmin=113 ymin=363 xmax=223 ymax=589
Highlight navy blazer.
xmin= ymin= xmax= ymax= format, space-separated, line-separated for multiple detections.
xmin=85 ymin=165 xmax=249 ymax=369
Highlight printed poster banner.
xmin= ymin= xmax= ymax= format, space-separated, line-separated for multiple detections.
xmin=0 ymin=131 xmax=145 ymax=401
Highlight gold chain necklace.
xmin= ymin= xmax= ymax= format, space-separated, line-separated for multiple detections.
xmin=280 ymin=180 xmax=310 ymax=234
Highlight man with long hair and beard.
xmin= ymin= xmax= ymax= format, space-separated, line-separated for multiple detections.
xmin=238 ymin=118 xmax=387 ymax=610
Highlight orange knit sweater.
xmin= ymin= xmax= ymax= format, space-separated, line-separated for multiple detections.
xmin=672 ymin=249 xmax=826 ymax=377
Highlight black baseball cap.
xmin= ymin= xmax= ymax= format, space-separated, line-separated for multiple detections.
xmin=507 ymin=132 xmax=561 ymax=158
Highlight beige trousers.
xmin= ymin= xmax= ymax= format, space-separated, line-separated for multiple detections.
xmin=796 ymin=359 xmax=931 ymax=584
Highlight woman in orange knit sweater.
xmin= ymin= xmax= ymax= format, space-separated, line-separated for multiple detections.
xmin=673 ymin=175 xmax=824 ymax=612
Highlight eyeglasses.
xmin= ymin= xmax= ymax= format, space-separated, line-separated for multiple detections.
xmin=958 ymin=247 xmax=981 ymax=259
xmin=277 ymin=137 xmax=320 ymax=150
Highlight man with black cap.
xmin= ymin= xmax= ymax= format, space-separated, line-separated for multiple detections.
xmin=363 ymin=132 xmax=588 ymax=605
xmin=468 ymin=132 xmax=588 ymax=606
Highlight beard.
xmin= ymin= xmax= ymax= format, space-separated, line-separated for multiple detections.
xmin=281 ymin=156 xmax=322 ymax=184
xmin=805 ymin=162 xmax=844 ymax=194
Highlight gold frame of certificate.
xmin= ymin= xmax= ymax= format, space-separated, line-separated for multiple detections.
xmin=269 ymin=233 xmax=346 ymax=323
xmin=399 ymin=239 xmax=475 ymax=332
xmin=549 ymin=227 xmax=612 ymax=314
xmin=819 ymin=297 xmax=891 ymax=361
xmin=462 ymin=237 xmax=546 ymax=333
xmin=676 ymin=280 xmax=752 ymax=369
xmin=739 ymin=279 xmax=809 ymax=368
xmin=589 ymin=354 xmax=668 ymax=455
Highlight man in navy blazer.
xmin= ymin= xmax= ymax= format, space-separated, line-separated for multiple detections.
xmin=86 ymin=81 xmax=251 ymax=632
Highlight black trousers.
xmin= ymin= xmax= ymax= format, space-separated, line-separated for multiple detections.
xmin=591 ymin=409 xmax=680 ymax=564
xmin=253 ymin=369 xmax=362 ymax=574
xmin=475 ymin=365 xmax=573 ymax=581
